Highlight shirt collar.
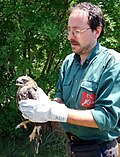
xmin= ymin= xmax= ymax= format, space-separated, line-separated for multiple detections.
xmin=86 ymin=42 xmax=100 ymax=63
xmin=74 ymin=42 xmax=100 ymax=66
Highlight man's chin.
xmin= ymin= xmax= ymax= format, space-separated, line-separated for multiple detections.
xmin=71 ymin=45 xmax=80 ymax=54
xmin=72 ymin=47 xmax=78 ymax=53
xmin=72 ymin=50 xmax=80 ymax=55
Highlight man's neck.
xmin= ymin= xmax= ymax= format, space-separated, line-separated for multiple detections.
xmin=79 ymin=54 xmax=88 ymax=65
xmin=79 ymin=43 xmax=97 ymax=65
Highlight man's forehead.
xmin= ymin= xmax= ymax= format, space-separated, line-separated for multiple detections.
xmin=68 ymin=9 xmax=89 ymax=27
xmin=70 ymin=9 xmax=88 ymax=18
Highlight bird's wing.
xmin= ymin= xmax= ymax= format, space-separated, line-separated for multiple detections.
xmin=18 ymin=86 xmax=39 ymax=101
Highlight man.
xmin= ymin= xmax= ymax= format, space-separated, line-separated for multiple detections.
xmin=19 ymin=2 xmax=120 ymax=157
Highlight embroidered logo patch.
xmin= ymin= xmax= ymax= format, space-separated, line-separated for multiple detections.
xmin=81 ymin=92 xmax=96 ymax=108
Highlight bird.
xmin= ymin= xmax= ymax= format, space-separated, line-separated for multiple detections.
xmin=15 ymin=75 xmax=52 ymax=154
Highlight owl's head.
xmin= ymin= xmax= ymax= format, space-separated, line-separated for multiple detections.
xmin=16 ymin=76 xmax=38 ymax=90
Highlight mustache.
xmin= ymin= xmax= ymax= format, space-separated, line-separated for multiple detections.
xmin=70 ymin=40 xmax=79 ymax=45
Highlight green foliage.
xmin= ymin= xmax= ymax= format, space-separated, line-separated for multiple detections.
xmin=100 ymin=0 xmax=120 ymax=51
xmin=0 ymin=0 xmax=71 ymax=136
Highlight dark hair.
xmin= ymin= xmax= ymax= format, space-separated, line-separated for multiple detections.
xmin=70 ymin=2 xmax=105 ymax=38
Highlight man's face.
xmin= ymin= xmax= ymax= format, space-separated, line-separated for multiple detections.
xmin=68 ymin=9 xmax=98 ymax=56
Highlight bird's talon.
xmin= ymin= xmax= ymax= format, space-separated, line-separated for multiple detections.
xmin=15 ymin=121 xmax=29 ymax=130
xmin=29 ymin=133 xmax=36 ymax=142
xmin=15 ymin=124 xmax=21 ymax=129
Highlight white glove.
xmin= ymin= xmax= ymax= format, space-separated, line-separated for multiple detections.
xmin=19 ymin=89 xmax=68 ymax=123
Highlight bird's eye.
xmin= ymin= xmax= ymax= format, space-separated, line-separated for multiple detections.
xmin=22 ymin=79 xmax=29 ymax=84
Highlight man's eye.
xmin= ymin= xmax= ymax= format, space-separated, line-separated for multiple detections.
xmin=75 ymin=30 xmax=80 ymax=33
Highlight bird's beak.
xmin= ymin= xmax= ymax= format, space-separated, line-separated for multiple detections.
xmin=16 ymin=80 xmax=23 ymax=86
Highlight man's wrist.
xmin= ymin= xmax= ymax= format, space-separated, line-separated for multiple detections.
xmin=50 ymin=101 xmax=68 ymax=122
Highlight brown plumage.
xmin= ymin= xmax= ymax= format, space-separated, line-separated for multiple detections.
xmin=15 ymin=75 xmax=52 ymax=154
xmin=16 ymin=76 xmax=38 ymax=101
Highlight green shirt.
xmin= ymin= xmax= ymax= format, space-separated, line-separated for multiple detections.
xmin=56 ymin=43 xmax=120 ymax=141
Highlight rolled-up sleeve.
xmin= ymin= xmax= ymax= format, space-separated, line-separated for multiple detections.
xmin=91 ymin=61 xmax=120 ymax=131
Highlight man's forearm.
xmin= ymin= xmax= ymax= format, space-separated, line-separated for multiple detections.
xmin=54 ymin=97 xmax=98 ymax=128
xmin=67 ymin=109 xmax=98 ymax=128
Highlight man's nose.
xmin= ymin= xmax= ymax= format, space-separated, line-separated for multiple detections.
xmin=68 ymin=31 xmax=76 ymax=41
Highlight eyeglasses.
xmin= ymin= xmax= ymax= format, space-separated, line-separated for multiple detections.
xmin=67 ymin=27 xmax=91 ymax=37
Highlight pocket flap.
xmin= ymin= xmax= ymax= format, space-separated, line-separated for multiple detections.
xmin=63 ymin=77 xmax=72 ymax=86
xmin=80 ymin=81 xmax=98 ymax=92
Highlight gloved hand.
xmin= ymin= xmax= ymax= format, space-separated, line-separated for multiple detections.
xmin=19 ymin=88 xmax=68 ymax=123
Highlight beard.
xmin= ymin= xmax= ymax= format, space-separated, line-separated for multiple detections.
xmin=70 ymin=39 xmax=92 ymax=56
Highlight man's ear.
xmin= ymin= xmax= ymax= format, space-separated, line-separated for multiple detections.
xmin=95 ymin=26 xmax=102 ymax=39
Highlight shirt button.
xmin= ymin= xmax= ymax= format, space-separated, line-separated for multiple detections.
xmin=71 ymin=95 xmax=74 ymax=98
xmin=86 ymin=60 xmax=89 ymax=64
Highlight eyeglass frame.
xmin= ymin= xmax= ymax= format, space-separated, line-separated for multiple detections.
xmin=67 ymin=27 xmax=91 ymax=37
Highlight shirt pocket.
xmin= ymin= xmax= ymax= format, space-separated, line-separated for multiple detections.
xmin=63 ymin=78 xmax=73 ymax=102
xmin=63 ymin=77 xmax=72 ymax=86
xmin=80 ymin=81 xmax=98 ymax=109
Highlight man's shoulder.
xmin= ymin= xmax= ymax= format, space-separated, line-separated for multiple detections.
xmin=100 ymin=45 xmax=120 ymax=61
xmin=108 ymin=49 xmax=120 ymax=61
xmin=64 ymin=53 xmax=75 ymax=61
xmin=62 ymin=53 xmax=75 ymax=67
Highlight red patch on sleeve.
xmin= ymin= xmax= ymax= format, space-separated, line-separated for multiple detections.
xmin=81 ymin=92 xmax=96 ymax=109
